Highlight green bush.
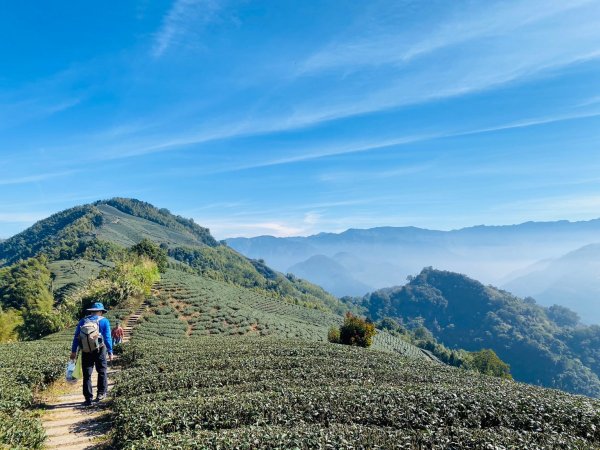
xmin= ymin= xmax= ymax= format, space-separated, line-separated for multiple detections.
xmin=327 ymin=326 xmax=340 ymax=344
xmin=130 ymin=239 xmax=168 ymax=273
xmin=467 ymin=349 xmax=512 ymax=379
xmin=339 ymin=313 xmax=376 ymax=348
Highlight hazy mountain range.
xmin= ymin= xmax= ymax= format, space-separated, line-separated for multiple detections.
xmin=227 ymin=220 xmax=600 ymax=323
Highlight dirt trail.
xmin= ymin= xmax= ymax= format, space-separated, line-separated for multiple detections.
xmin=41 ymin=303 xmax=146 ymax=450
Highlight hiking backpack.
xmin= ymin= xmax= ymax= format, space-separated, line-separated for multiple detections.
xmin=79 ymin=317 xmax=104 ymax=353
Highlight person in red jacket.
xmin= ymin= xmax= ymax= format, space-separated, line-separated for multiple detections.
xmin=112 ymin=321 xmax=124 ymax=345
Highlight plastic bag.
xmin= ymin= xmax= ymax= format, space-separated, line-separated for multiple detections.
xmin=66 ymin=359 xmax=77 ymax=383
xmin=73 ymin=352 xmax=83 ymax=380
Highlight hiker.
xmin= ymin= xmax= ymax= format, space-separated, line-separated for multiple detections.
xmin=112 ymin=322 xmax=124 ymax=345
xmin=70 ymin=302 xmax=113 ymax=406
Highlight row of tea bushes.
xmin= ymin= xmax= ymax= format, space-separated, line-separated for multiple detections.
xmin=112 ymin=336 xmax=600 ymax=449
xmin=0 ymin=338 xmax=68 ymax=449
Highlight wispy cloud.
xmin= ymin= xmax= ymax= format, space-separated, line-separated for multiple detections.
xmin=492 ymin=194 xmax=600 ymax=221
xmin=0 ymin=212 xmax=48 ymax=223
xmin=0 ymin=170 xmax=77 ymax=186
xmin=152 ymin=0 xmax=224 ymax=57
xmin=300 ymin=0 xmax=594 ymax=74
xmin=218 ymin=109 xmax=600 ymax=173
xmin=319 ymin=163 xmax=433 ymax=183
xmin=204 ymin=219 xmax=306 ymax=238
xmin=84 ymin=106 xmax=600 ymax=176
xmin=286 ymin=0 xmax=600 ymax=126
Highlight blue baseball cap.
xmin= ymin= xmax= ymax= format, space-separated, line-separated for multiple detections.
xmin=86 ymin=302 xmax=107 ymax=312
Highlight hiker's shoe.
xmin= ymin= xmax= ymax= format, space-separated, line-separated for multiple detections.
xmin=83 ymin=399 xmax=93 ymax=407
xmin=94 ymin=393 xmax=107 ymax=402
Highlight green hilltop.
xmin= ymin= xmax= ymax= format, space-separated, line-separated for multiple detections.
xmin=349 ymin=267 xmax=600 ymax=398
xmin=0 ymin=198 xmax=346 ymax=316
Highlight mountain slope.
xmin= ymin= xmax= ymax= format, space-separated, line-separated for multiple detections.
xmin=0 ymin=198 xmax=346 ymax=317
xmin=503 ymin=243 xmax=600 ymax=323
xmin=350 ymin=268 xmax=600 ymax=397
xmin=227 ymin=220 xmax=600 ymax=306
xmin=288 ymin=254 xmax=373 ymax=297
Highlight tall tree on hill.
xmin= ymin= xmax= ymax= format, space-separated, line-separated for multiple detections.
xmin=0 ymin=256 xmax=58 ymax=340
xmin=130 ymin=239 xmax=168 ymax=272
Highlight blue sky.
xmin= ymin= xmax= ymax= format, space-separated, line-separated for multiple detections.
xmin=1 ymin=0 xmax=600 ymax=239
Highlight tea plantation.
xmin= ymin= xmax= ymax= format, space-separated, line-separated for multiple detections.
xmin=113 ymin=336 xmax=600 ymax=449
xmin=137 ymin=269 xmax=428 ymax=359
xmin=0 ymin=339 xmax=67 ymax=448
xmin=3 ymin=265 xmax=600 ymax=449
xmin=110 ymin=270 xmax=600 ymax=448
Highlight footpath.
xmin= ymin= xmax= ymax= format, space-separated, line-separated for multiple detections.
xmin=41 ymin=303 xmax=146 ymax=450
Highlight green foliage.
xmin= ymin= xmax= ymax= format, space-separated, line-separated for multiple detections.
xmin=467 ymin=349 xmax=512 ymax=380
xmin=327 ymin=326 xmax=340 ymax=343
xmin=0 ymin=338 xmax=68 ymax=449
xmin=168 ymin=245 xmax=347 ymax=316
xmin=0 ymin=256 xmax=62 ymax=340
xmin=76 ymin=255 xmax=160 ymax=313
xmin=0 ymin=307 xmax=22 ymax=343
xmin=337 ymin=312 xmax=376 ymax=348
xmin=130 ymin=269 xmax=345 ymax=343
xmin=354 ymin=267 xmax=600 ymax=397
xmin=130 ymin=239 xmax=168 ymax=272
xmin=0 ymin=205 xmax=101 ymax=265
xmin=547 ymin=304 xmax=580 ymax=328
xmin=111 ymin=337 xmax=600 ymax=449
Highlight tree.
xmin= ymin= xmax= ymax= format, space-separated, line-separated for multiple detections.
xmin=0 ymin=256 xmax=60 ymax=340
xmin=0 ymin=307 xmax=23 ymax=342
xmin=130 ymin=239 xmax=168 ymax=272
xmin=339 ymin=312 xmax=376 ymax=348
xmin=547 ymin=304 xmax=580 ymax=328
xmin=327 ymin=326 xmax=341 ymax=344
xmin=468 ymin=349 xmax=512 ymax=379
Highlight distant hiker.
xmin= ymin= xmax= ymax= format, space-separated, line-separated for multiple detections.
xmin=70 ymin=302 xmax=113 ymax=406
xmin=112 ymin=322 xmax=124 ymax=345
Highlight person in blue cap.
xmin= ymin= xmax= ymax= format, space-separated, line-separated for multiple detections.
xmin=70 ymin=302 xmax=113 ymax=406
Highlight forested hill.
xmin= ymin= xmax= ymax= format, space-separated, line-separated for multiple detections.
xmin=348 ymin=268 xmax=600 ymax=397
xmin=0 ymin=198 xmax=346 ymax=316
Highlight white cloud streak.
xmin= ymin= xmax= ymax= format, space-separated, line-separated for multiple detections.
xmin=152 ymin=0 xmax=224 ymax=57
xmin=0 ymin=170 xmax=77 ymax=186
xmin=300 ymin=0 xmax=595 ymax=74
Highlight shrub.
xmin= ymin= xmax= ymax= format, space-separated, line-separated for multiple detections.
xmin=467 ymin=349 xmax=512 ymax=379
xmin=130 ymin=239 xmax=168 ymax=273
xmin=327 ymin=326 xmax=340 ymax=344
xmin=338 ymin=313 xmax=376 ymax=348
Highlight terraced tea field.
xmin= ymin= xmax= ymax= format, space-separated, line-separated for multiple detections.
xmin=139 ymin=270 xmax=428 ymax=359
xmin=0 ymin=339 xmax=68 ymax=449
xmin=49 ymin=259 xmax=111 ymax=299
xmin=113 ymin=336 xmax=600 ymax=449
xmin=95 ymin=204 xmax=204 ymax=248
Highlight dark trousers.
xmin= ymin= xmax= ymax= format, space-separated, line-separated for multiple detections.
xmin=82 ymin=347 xmax=108 ymax=400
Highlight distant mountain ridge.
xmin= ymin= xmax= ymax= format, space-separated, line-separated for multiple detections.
xmin=288 ymin=254 xmax=374 ymax=297
xmin=502 ymin=243 xmax=600 ymax=323
xmin=227 ymin=219 xmax=600 ymax=321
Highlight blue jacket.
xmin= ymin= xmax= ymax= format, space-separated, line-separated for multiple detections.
xmin=71 ymin=315 xmax=113 ymax=354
